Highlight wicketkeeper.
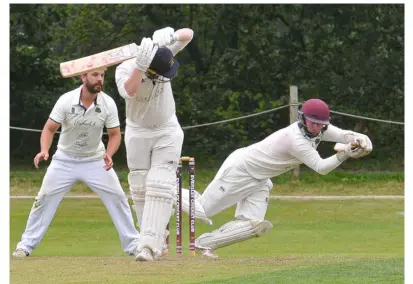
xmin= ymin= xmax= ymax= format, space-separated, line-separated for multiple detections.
xmin=181 ymin=98 xmax=373 ymax=259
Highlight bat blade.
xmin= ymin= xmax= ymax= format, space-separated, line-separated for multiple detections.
xmin=60 ymin=43 xmax=139 ymax=78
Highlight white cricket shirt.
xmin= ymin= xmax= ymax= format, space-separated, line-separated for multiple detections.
xmin=115 ymin=42 xmax=187 ymax=128
xmin=49 ymin=86 xmax=120 ymax=159
xmin=242 ymin=122 xmax=357 ymax=180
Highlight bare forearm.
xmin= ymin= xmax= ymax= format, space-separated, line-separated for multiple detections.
xmin=106 ymin=133 xmax=121 ymax=157
xmin=124 ymin=68 xmax=143 ymax=97
xmin=40 ymin=128 xmax=55 ymax=153
xmin=169 ymin=28 xmax=193 ymax=56
xmin=174 ymin=28 xmax=194 ymax=41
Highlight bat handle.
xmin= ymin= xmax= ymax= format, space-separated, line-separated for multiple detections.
xmin=149 ymin=45 xmax=159 ymax=62
xmin=350 ymin=141 xmax=360 ymax=150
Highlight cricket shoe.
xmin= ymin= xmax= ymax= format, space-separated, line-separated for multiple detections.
xmin=195 ymin=246 xmax=219 ymax=259
xmin=135 ymin=247 xmax=154 ymax=262
xmin=129 ymin=246 xmax=140 ymax=257
xmin=161 ymin=244 xmax=169 ymax=257
xmin=12 ymin=248 xmax=29 ymax=258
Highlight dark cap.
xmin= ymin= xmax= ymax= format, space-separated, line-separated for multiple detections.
xmin=148 ymin=47 xmax=179 ymax=79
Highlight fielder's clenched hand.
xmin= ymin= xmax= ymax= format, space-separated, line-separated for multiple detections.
xmin=34 ymin=151 xmax=49 ymax=169
xmin=103 ymin=152 xmax=113 ymax=171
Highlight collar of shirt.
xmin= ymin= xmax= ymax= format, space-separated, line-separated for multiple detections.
xmin=71 ymin=85 xmax=103 ymax=107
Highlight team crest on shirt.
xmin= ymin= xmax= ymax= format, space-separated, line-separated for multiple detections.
xmin=95 ymin=106 xmax=101 ymax=113
xmin=75 ymin=131 xmax=90 ymax=147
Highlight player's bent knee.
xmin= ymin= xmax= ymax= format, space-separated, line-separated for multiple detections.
xmin=145 ymin=187 xmax=175 ymax=200
xmin=180 ymin=188 xmax=213 ymax=225
xmin=128 ymin=170 xmax=148 ymax=199
xmin=146 ymin=163 xmax=176 ymax=191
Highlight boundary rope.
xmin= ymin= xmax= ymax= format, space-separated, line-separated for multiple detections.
xmin=329 ymin=110 xmax=404 ymax=125
xmin=10 ymin=103 xmax=404 ymax=134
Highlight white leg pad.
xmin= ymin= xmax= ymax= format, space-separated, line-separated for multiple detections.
xmin=139 ymin=187 xmax=175 ymax=258
xmin=128 ymin=170 xmax=148 ymax=228
xmin=195 ymin=219 xmax=273 ymax=250
xmin=180 ymin=187 xmax=213 ymax=225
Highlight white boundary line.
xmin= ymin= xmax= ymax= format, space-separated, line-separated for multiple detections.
xmin=9 ymin=195 xmax=405 ymax=200
xmin=270 ymin=195 xmax=404 ymax=200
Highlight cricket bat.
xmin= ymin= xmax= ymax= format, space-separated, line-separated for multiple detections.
xmin=334 ymin=142 xmax=360 ymax=152
xmin=60 ymin=34 xmax=179 ymax=78
xmin=60 ymin=43 xmax=140 ymax=78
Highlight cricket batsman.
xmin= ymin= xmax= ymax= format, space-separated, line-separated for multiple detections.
xmin=115 ymin=27 xmax=194 ymax=261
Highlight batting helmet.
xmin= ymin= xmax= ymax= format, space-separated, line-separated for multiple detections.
xmin=146 ymin=47 xmax=179 ymax=83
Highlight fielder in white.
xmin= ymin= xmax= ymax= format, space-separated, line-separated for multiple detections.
xmin=181 ymin=98 xmax=373 ymax=259
xmin=115 ymin=27 xmax=194 ymax=261
xmin=12 ymin=69 xmax=140 ymax=258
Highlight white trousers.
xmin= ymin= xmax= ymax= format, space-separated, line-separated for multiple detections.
xmin=199 ymin=149 xmax=273 ymax=221
xmin=125 ymin=116 xmax=184 ymax=256
xmin=15 ymin=150 xmax=140 ymax=255
xmin=124 ymin=117 xmax=184 ymax=171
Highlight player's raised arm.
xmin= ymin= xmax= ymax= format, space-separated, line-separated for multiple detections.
xmin=151 ymin=27 xmax=194 ymax=56
xmin=116 ymin=37 xmax=158 ymax=98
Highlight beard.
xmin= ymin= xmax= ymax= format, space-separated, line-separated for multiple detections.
xmin=85 ymin=81 xmax=103 ymax=94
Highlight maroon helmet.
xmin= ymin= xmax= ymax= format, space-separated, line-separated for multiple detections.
xmin=297 ymin=99 xmax=330 ymax=139
xmin=301 ymin=99 xmax=330 ymax=125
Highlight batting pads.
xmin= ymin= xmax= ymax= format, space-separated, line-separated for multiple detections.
xmin=180 ymin=187 xmax=213 ymax=225
xmin=128 ymin=170 xmax=148 ymax=228
xmin=139 ymin=186 xmax=174 ymax=258
xmin=195 ymin=219 xmax=273 ymax=250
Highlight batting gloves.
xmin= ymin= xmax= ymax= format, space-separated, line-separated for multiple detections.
xmin=134 ymin=37 xmax=158 ymax=72
xmin=152 ymin=27 xmax=176 ymax=47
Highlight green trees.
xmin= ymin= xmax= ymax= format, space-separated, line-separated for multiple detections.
xmin=10 ymin=4 xmax=404 ymax=166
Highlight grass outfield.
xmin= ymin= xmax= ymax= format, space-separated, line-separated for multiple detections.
xmin=9 ymin=168 xmax=404 ymax=196
xmin=9 ymin=170 xmax=404 ymax=283
xmin=10 ymin=197 xmax=403 ymax=283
